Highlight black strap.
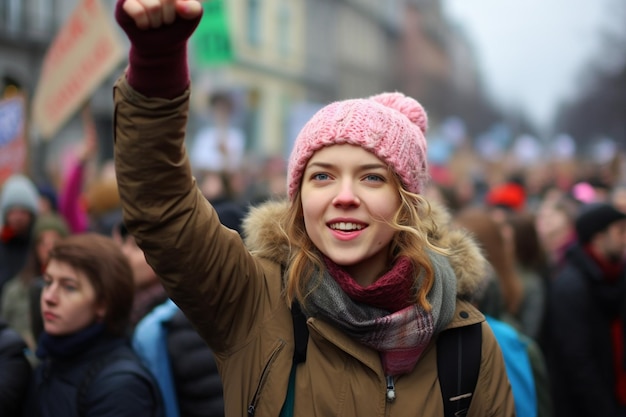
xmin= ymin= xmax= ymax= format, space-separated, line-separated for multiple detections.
xmin=291 ymin=300 xmax=309 ymax=364
xmin=291 ymin=300 xmax=482 ymax=416
xmin=437 ymin=323 xmax=482 ymax=417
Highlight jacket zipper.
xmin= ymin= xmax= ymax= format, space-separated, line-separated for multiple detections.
xmin=386 ymin=375 xmax=396 ymax=402
xmin=247 ymin=340 xmax=286 ymax=416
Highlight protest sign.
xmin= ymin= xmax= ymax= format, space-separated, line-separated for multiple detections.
xmin=0 ymin=96 xmax=27 ymax=186
xmin=32 ymin=0 xmax=124 ymax=140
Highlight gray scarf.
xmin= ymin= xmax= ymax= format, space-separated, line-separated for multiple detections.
xmin=304 ymin=251 xmax=457 ymax=375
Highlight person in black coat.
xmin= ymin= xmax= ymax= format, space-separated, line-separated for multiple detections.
xmin=0 ymin=318 xmax=31 ymax=416
xmin=23 ymin=233 xmax=164 ymax=417
xmin=547 ymin=202 xmax=626 ymax=417
xmin=167 ymin=308 xmax=224 ymax=417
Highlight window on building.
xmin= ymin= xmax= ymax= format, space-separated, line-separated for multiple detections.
xmin=247 ymin=0 xmax=261 ymax=46
xmin=277 ymin=1 xmax=291 ymax=57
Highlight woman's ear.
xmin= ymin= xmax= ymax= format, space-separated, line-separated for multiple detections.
xmin=95 ymin=302 xmax=107 ymax=322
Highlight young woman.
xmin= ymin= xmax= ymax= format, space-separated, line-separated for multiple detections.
xmin=23 ymin=233 xmax=163 ymax=417
xmin=112 ymin=1 xmax=515 ymax=416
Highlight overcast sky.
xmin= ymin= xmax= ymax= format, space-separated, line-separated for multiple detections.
xmin=442 ymin=0 xmax=616 ymax=131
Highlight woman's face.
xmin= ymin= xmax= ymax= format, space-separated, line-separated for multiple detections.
xmin=300 ymin=144 xmax=401 ymax=286
xmin=41 ymin=259 xmax=105 ymax=336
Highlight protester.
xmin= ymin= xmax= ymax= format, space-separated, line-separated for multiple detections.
xmin=57 ymin=106 xmax=100 ymax=234
xmin=0 ymin=174 xmax=40 ymax=299
xmin=0 ymin=318 xmax=31 ymax=416
xmin=547 ymin=202 xmax=626 ymax=417
xmin=507 ymin=211 xmax=550 ymax=342
xmin=1 ymin=213 xmax=70 ymax=352
xmin=133 ymin=299 xmax=225 ymax=417
xmin=22 ymin=233 xmax=163 ymax=416
xmin=454 ymin=206 xmax=553 ymax=417
xmin=112 ymin=1 xmax=514 ymax=416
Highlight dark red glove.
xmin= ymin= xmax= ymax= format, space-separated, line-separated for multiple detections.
xmin=114 ymin=0 xmax=202 ymax=99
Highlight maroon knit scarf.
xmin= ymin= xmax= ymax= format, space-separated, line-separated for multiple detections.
xmin=323 ymin=256 xmax=415 ymax=312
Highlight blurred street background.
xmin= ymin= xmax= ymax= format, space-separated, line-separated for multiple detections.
xmin=0 ymin=0 xmax=625 ymax=194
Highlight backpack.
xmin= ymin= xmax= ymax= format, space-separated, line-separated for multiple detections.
xmin=291 ymin=301 xmax=482 ymax=417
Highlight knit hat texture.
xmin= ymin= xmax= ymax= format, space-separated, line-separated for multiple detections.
xmin=287 ymin=92 xmax=429 ymax=200
xmin=32 ymin=213 xmax=70 ymax=240
xmin=0 ymin=174 xmax=39 ymax=222
xmin=575 ymin=202 xmax=626 ymax=244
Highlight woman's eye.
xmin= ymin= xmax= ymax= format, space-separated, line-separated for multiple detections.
xmin=62 ymin=284 xmax=77 ymax=292
xmin=364 ymin=174 xmax=385 ymax=182
xmin=312 ymin=173 xmax=330 ymax=181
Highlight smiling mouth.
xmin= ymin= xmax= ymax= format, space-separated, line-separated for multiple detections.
xmin=329 ymin=222 xmax=365 ymax=231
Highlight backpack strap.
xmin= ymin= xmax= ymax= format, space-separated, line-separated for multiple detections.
xmin=290 ymin=300 xmax=482 ymax=416
xmin=291 ymin=300 xmax=309 ymax=364
xmin=437 ymin=323 xmax=482 ymax=417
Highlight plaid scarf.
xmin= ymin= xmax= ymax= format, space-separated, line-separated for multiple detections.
xmin=305 ymin=252 xmax=457 ymax=375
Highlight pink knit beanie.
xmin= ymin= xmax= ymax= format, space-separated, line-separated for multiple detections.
xmin=287 ymin=92 xmax=429 ymax=200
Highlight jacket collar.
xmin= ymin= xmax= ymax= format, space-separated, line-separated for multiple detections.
xmin=242 ymin=199 xmax=488 ymax=301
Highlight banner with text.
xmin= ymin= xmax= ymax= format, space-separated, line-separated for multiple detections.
xmin=32 ymin=0 xmax=124 ymax=140
xmin=0 ymin=96 xmax=27 ymax=186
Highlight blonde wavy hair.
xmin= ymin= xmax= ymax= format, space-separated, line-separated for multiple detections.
xmin=280 ymin=172 xmax=448 ymax=311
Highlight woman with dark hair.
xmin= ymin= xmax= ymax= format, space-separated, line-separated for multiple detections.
xmin=23 ymin=233 xmax=163 ymax=417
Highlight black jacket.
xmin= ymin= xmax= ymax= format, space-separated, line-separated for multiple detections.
xmin=23 ymin=335 xmax=163 ymax=417
xmin=0 ymin=319 xmax=31 ymax=416
xmin=547 ymin=243 xmax=626 ymax=417
xmin=166 ymin=309 xmax=224 ymax=417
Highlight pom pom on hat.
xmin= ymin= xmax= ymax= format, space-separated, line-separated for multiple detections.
xmin=287 ymin=92 xmax=429 ymax=200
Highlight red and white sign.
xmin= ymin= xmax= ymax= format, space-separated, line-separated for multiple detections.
xmin=32 ymin=0 xmax=125 ymax=140
xmin=0 ymin=96 xmax=27 ymax=186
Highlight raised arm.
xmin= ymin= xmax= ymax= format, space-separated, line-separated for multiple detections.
xmin=113 ymin=0 xmax=270 ymax=352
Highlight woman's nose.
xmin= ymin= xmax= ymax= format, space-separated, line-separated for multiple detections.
xmin=332 ymin=181 xmax=360 ymax=208
xmin=41 ymin=285 xmax=58 ymax=304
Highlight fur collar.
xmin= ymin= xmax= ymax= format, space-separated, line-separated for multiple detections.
xmin=242 ymin=199 xmax=487 ymax=299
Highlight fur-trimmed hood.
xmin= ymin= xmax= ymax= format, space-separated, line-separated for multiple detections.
xmin=242 ymin=199 xmax=488 ymax=299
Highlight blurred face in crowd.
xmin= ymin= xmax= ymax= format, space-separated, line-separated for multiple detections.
xmin=120 ymin=234 xmax=157 ymax=289
xmin=595 ymin=219 xmax=626 ymax=262
xmin=300 ymin=144 xmax=400 ymax=286
xmin=5 ymin=207 xmax=33 ymax=235
xmin=535 ymin=203 xmax=574 ymax=262
xmin=36 ymin=230 xmax=65 ymax=269
xmin=41 ymin=259 xmax=105 ymax=336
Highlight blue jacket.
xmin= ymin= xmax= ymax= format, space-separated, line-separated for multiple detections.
xmin=133 ymin=299 xmax=181 ymax=417
xmin=133 ymin=299 xmax=225 ymax=417
xmin=486 ymin=316 xmax=537 ymax=417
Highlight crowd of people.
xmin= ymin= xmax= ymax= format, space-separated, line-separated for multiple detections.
xmin=0 ymin=0 xmax=625 ymax=416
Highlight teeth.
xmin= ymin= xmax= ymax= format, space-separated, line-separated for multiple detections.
xmin=330 ymin=222 xmax=363 ymax=231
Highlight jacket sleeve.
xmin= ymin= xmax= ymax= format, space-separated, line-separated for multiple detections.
xmin=113 ymin=76 xmax=274 ymax=354
xmin=0 ymin=322 xmax=31 ymax=416
xmin=58 ymin=158 xmax=89 ymax=234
